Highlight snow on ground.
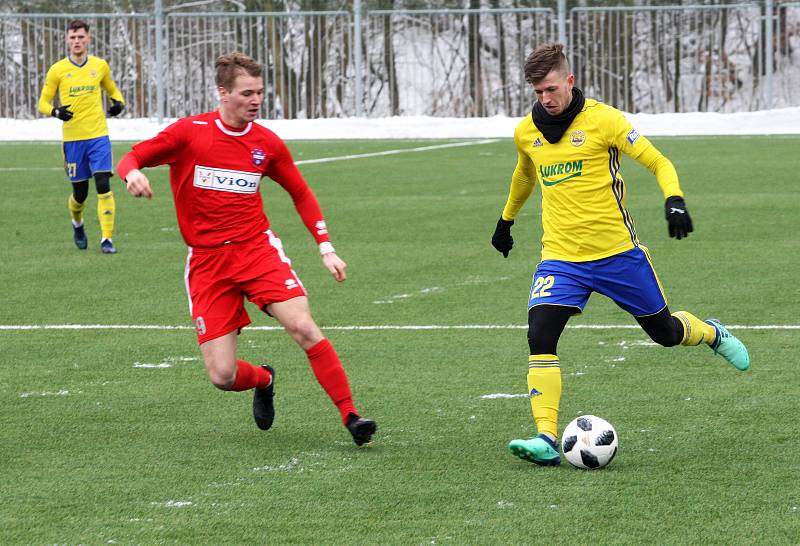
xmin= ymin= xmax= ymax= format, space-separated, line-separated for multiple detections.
xmin=1 ymin=107 xmax=799 ymax=141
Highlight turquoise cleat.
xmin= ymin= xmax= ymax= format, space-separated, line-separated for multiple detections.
xmin=508 ymin=434 xmax=561 ymax=466
xmin=706 ymin=319 xmax=750 ymax=371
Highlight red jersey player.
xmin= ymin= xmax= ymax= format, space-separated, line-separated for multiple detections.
xmin=117 ymin=52 xmax=376 ymax=446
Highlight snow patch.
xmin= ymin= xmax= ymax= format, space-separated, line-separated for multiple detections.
xmin=480 ymin=393 xmax=529 ymax=399
xmin=20 ymin=389 xmax=75 ymax=398
xmin=151 ymin=500 xmax=193 ymax=508
xmin=3 ymin=109 xmax=800 ymax=141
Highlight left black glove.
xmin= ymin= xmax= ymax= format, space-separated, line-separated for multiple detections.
xmin=665 ymin=196 xmax=693 ymax=240
xmin=107 ymin=99 xmax=124 ymax=117
xmin=491 ymin=218 xmax=514 ymax=258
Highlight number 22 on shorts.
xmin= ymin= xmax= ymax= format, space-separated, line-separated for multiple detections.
xmin=530 ymin=275 xmax=555 ymax=300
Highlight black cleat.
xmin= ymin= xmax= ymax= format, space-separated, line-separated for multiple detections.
xmin=73 ymin=224 xmax=87 ymax=250
xmin=100 ymin=238 xmax=117 ymax=254
xmin=253 ymin=365 xmax=275 ymax=430
xmin=346 ymin=413 xmax=377 ymax=446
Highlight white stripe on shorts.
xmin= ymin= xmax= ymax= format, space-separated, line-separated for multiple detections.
xmin=265 ymin=230 xmax=306 ymax=293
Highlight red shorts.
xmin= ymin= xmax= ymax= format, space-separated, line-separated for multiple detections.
xmin=185 ymin=230 xmax=307 ymax=344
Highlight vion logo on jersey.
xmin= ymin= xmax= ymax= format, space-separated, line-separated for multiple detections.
xmin=539 ymin=160 xmax=583 ymax=187
xmin=193 ymin=165 xmax=261 ymax=194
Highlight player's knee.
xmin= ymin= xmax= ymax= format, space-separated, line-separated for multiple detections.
xmin=72 ymin=180 xmax=89 ymax=203
xmin=637 ymin=309 xmax=684 ymax=347
xmin=528 ymin=329 xmax=558 ymax=355
xmin=94 ymin=172 xmax=111 ymax=194
xmin=208 ymin=370 xmax=234 ymax=390
xmin=527 ymin=305 xmax=569 ymax=355
xmin=205 ymin=362 xmax=235 ymax=390
xmin=284 ymin=316 xmax=322 ymax=348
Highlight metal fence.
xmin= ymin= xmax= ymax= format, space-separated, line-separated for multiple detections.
xmin=365 ymin=8 xmax=554 ymax=117
xmin=0 ymin=14 xmax=159 ymax=118
xmin=571 ymin=4 xmax=767 ymax=113
xmin=1 ymin=3 xmax=799 ymax=119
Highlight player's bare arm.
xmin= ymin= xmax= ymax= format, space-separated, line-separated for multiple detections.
xmin=124 ymin=168 xmax=153 ymax=199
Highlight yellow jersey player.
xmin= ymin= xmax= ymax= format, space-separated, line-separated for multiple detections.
xmin=491 ymin=43 xmax=749 ymax=467
xmin=38 ymin=19 xmax=125 ymax=253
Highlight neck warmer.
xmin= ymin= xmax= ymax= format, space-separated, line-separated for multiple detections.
xmin=532 ymin=88 xmax=586 ymax=144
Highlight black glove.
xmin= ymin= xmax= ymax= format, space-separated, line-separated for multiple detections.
xmin=665 ymin=196 xmax=693 ymax=240
xmin=51 ymin=105 xmax=73 ymax=121
xmin=107 ymin=99 xmax=124 ymax=117
xmin=491 ymin=218 xmax=514 ymax=258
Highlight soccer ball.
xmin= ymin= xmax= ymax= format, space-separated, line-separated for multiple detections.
xmin=561 ymin=415 xmax=618 ymax=469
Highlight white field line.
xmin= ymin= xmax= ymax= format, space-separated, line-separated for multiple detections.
xmin=0 ymin=167 xmax=63 ymax=171
xmin=293 ymin=138 xmax=499 ymax=165
xmin=0 ymin=324 xmax=797 ymax=331
xmin=0 ymin=139 xmax=499 ymax=171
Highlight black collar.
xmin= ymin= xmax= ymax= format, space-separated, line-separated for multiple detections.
xmin=532 ymin=88 xmax=585 ymax=144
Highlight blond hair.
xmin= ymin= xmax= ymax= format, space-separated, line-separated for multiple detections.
xmin=214 ymin=52 xmax=263 ymax=90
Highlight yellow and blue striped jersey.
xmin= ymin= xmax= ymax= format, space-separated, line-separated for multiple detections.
xmin=502 ymin=99 xmax=683 ymax=263
xmin=38 ymin=55 xmax=124 ymax=142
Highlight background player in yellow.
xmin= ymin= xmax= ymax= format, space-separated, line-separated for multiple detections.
xmin=490 ymin=43 xmax=750 ymax=467
xmin=38 ymin=19 xmax=125 ymax=254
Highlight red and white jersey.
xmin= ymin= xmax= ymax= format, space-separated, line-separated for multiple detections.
xmin=117 ymin=111 xmax=330 ymax=249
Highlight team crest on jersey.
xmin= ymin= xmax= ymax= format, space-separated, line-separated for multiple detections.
xmin=90 ymin=69 xmax=97 ymax=78
xmin=533 ymin=137 xmax=543 ymax=147
xmin=627 ymin=128 xmax=640 ymax=144
xmin=569 ymin=130 xmax=586 ymax=147
xmin=251 ymin=148 xmax=266 ymax=166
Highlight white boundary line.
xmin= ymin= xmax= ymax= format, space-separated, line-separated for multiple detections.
xmin=294 ymin=139 xmax=499 ymax=165
xmin=0 ymin=324 xmax=796 ymax=331
xmin=0 ymin=167 xmax=62 ymax=171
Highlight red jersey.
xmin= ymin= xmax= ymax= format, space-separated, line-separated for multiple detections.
xmin=117 ymin=111 xmax=331 ymax=249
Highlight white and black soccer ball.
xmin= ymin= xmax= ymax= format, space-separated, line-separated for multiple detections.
xmin=561 ymin=415 xmax=618 ymax=469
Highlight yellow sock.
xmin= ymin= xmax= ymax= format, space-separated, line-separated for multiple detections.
xmin=672 ymin=311 xmax=717 ymax=346
xmin=68 ymin=194 xmax=85 ymax=225
xmin=97 ymin=191 xmax=116 ymax=240
xmin=527 ymin=354 xmax=561 ymax=439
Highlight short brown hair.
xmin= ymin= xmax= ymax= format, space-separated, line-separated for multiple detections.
xmin=524 ymin=43 xmax=569 ymax=84
xmin=67 ymin=19 xmax=89 ymax=33
xmin=215 ymin=52 xmax=263 ymax=91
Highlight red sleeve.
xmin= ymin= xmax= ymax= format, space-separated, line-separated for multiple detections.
xmin=266 ymin=139 xmax=331 ymax=245
xmin=116 ymin=120 xmax=184 ymax=180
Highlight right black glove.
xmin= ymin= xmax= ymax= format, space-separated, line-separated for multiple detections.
xmin=491 ymin=218 xmax=514 ymax=258
xmin=665 ymin=195 xmax=693 ymax=240
xmin=52 ymin=105 xmax=73 ymax=121
xmin=107 ymin=99 xmax=124 ymax=117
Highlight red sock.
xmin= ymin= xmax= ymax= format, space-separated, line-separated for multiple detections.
xmin=307 ymin=339 xmax=357 ymax=423
xmin=230 ymin=359 xmax=272 ymax=391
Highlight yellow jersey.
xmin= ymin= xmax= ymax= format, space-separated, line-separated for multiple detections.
xmin=502 ymin=99 xmax=683 ymax=262
xmin=38 ymin=55 xmax=124 ymax=142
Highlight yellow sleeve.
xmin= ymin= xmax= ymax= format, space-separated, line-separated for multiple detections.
xmin=100 ymin=60 xmax=124 ymax=104
xmin=501 ymin=126 xmax=537 ymax=221
xmin=38 ymin=65 xmax=59 ymax=116
xmin=611 ymin=108 xmax=683 ymax=199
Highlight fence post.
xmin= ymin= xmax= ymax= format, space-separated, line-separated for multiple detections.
xmin=558 ymin=0 xmax=567 ymax=48
xmin=765 ymin=0 xmax=773 ymax=109
xmin=155 ymin=0 xmax=165 ymax=122
xmin=354 ymin=0 xmax=363 ymax=117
